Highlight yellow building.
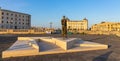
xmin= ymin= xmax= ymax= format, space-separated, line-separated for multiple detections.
xmin=91 ymin=22 xmax=120 ymax=31
xmin=67 ymin=18 xmax=88 ymax=32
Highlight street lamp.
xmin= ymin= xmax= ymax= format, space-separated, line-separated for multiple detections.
xmin=50 ymin=22 xmax=52 ymax=29
xmin=49 ymin=22 xmax=52 ymax=38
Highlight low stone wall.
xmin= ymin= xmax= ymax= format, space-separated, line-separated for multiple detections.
xmin=0 ymin=29 xmax=45 ymax=34
xmin=79 ymin=30 xmax=120 ymax=35
xmin=116 ymin=33 xmax=120 ymax=37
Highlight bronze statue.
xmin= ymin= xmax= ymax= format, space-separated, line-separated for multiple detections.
xmin=61 ymin=16 xmax=67 ymax=38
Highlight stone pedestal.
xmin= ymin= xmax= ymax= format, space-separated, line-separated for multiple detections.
xmin=2 ymin=37 xmax=108 ymax=58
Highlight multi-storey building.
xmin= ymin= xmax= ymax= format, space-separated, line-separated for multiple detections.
xmin=0 ymin=7 xmax=31 ymax=29
xmin=91 ymin=22 xmax=120 ymax=31
xmin=66 ymin=17 xmax=88 ymax=32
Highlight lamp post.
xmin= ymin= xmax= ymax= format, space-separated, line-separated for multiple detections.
xmin=50 ymin=22 xmax=52 ymax=33
xmin=50 ymin=22 xmax=52 ymax=29
xmin=49 ymin=22 xmax=52 ymax=38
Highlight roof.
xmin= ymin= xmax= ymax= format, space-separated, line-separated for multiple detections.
xmin=0 ymin=9 xmax=30 ymax=16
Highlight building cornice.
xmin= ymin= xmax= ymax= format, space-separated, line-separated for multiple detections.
xmin=1 ymin=9 xmax=30 ymax=16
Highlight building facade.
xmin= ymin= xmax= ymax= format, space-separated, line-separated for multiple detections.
xmin=0 ymin=8 xmax=31 ymax=29
xmin=91 ymin=22 xmax=120 ymax=31
xmin=67 ymin=18 xmax=88 ymax=32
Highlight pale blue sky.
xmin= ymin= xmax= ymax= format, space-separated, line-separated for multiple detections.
xmin=0 ymin=0 xmax=120 ymax=28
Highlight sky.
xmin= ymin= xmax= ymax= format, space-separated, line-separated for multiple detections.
xmin=0 ymin=0 xmax=120 ymax=28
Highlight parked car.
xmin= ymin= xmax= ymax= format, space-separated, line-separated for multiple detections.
xmin=51 ymin=30 xmax=61 ymax=34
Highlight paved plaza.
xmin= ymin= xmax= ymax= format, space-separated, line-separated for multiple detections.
xmin=1 ymin=34 xmax=120 ymax=61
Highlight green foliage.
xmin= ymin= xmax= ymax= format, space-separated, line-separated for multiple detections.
xmin=0 ymin=58 xmax=3 ymax=61
xmin=35 ymin=39 xmax=41 ymax=42
xmin=67 ymin=32 xmax=73 ymax=35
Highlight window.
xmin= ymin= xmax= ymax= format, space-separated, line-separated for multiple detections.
xmin=10 ymin=22 xmax=13 ymax=24
xmin=11 ymin=18 xmax=13 ymax=20
xmin=15 ymin=18 xmax=17 ymax=20
xmin=28 ymin=15 xmax=30 ymax=18
xmin=19 ymin=22 xmax=21 ymax=24
xmin=2 ymin=12 xmax=4 ymax=15
xmin=1 ymin=25 xmax=3 ymax=28
xmin=15 ymin=22 xmax=17 ymax=24
xmin=15 ymin=14 xmax=17 ymax=17
xmin=81 ymin=23 xmax=83 ymax=25
xmin=7 ymin=21 xmax=8 ymax=23
xmin=6 ymin=13 xmax=9 ymax=15
xmin=19 ymin=15 xmax=21 ymax=17
xmin=26 ymin=16 xmax=28 ymax=18
xmin=26 ymin=23 xmax=29 ymax=25
xmin=2 ymin=17 xmax=4 ymax=19
xmin=7 ymin=17 xmax=9 ymax=19
xmin=11 ymin=14 xmax=13 ymax=16
xmin=1 ymin=21 xmax=3 ymax=23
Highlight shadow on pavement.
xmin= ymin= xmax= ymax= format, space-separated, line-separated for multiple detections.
xmin=86 ymin=36 xmax=108 ymax=42
xmin=93 ymin=51 xmax=113 ymax=61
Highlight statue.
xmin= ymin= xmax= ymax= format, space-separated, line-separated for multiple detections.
xmin=61 ymin=16 xmax=67 ymax=38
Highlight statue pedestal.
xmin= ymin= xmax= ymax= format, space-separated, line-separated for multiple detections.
xmin=39 ymin=37 xmax=108 ymax=50
xmin=2 ymin=37 xmax=108 ymax=58
xmin=51 ymin=38 xmax=79 ymax=50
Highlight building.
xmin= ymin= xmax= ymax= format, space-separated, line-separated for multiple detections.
xmin=0 ymin=7 xmax=31 ymax=29
xmin=66 ymin=17 xmax=88 ymax=32
xmin=91 ymin=22 xmax=120 ymax=31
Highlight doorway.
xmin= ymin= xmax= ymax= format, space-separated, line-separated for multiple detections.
xmin=15 ymin=26 xmax=17 ymax=29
